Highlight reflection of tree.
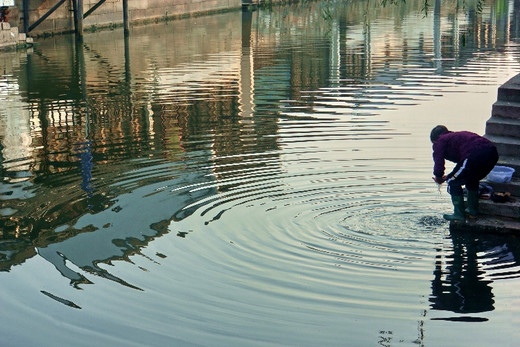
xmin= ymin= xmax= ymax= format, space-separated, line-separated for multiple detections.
xmin=430 ymin=226 xmax=520 ymax=321
xmin=0 ymin=12 xmax=254 ymax=285
xmin=0 ymin=0 xmax=517 ymax=289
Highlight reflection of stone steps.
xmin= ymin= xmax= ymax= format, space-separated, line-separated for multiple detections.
xmin=464 ymin=74 xmax=520 ymax=233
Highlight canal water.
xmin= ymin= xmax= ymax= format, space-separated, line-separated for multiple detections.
xmin=1 ymin=0 xmax=520 ymax=345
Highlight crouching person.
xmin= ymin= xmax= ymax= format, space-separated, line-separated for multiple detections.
xmin=430 ymin=125 xmax=499 ymax=221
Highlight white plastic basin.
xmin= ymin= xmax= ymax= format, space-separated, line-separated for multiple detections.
xmin=486 ymin=165 xmax=515 ymax=183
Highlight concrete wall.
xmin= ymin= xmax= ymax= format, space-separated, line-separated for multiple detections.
xmin=0 ymin=21 xmax=32 ymax=49
xmin=7 ymin=0 xmax=242 ymax=36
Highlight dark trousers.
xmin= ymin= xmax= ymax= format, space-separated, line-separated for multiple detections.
xmin=447 ymin=145 xmax=499 ymax=196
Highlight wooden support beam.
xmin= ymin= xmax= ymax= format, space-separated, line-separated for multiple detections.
xmin=22 ymin=0 xmax=29 ymax=33
xmin=27 ymin=0 xmax=67 ymax=33
xmin=72 ymin=0 xmax=78 ymax=33
xmin=25 ymin=0 xmax=124 ymax=35
xmin=74 ymin=0 xmax=84 ymax=39
xmin=83 ymin=0 xmax=106 ymax=19
xmin=122 ymin=0 xmax=129 ymax=35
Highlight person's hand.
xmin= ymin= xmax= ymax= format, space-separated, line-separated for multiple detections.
xmin=432 ymin=176 xmax=447 ymax=184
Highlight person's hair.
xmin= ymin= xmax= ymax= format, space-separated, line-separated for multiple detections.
xmin=430 ymin=125 xmax=449 ymax=143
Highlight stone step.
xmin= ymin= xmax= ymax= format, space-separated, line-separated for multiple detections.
xmin=491 ymin=100 xmax=520 ymax=119
xmin=479 ymin=198 xmax=520 ymax=219
xmin=485 ymin=134 xmax=520 ymax=157
xmin=486 ymin=116 xmax=520 ymax=139
xmin=450 ymin=215 xmax=520 ymax=234
xmin=485 ymin=177 xmax=520 ymax=196
xmin=497 ymin=74 xmax=520 ymax=103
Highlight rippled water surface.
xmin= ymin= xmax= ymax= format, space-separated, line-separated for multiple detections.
xmin=2 ymin=0 xmax=520 ymax=345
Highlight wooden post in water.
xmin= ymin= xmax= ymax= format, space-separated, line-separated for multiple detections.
xmin=73 ymin=0 xmax=84 ymax=39
xmin=22 ymin=0 xmax=29 ymax=33
xmin=123 ymin=0 xmax=129 ymax=35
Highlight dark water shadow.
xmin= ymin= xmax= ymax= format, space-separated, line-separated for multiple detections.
xmin=429 ymin=225 xmax=520 ymax=321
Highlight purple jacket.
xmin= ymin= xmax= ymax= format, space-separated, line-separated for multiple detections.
xmin=432 ymin=131 xmax=494 ymax=179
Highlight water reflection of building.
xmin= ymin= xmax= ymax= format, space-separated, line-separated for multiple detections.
xmin=0 ymin=12 xmax=247 ymax=277
xmin=0 ymin=0 xmax=518 ymax=285
xmin=0 ymin=76 xmax=33 ymax=181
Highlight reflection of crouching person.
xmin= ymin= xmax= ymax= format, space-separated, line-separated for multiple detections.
xmin=431 ymin=125 xmax=498 ymax=221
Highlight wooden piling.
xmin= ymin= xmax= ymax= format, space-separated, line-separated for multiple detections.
xmin=73 ymin=0 xmax=84 ymax=39
xmin=123 ymin=0 xmax=129 ymax=35
xmin=22 ymin=0 xmax=29 ymax=33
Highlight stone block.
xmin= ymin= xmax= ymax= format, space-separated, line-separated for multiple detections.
xmin=23 ymin=0 xmax=243 ymax=35
xmin=487 ymin=178 xmax=520 ymax=197
xmin=492 ymin=101 xmax=520 ymax=119
xmin=486 ymin=116 xmax=520 ymax=139
xmin=18 ymin=32 xmax=26 ymax=41
xmin=487 ymin=134 xmax=520 ymax=157
xmin=480 ymin=198 xmax=520 ymax=219
xmin=0 ymin=30 xmax=11 ymax=43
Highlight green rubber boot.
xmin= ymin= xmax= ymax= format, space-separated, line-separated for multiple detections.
xmin=465 ymin=190 xmax=479 ymax=218
xmin=443 ymin=194 xmax=466 ymax=221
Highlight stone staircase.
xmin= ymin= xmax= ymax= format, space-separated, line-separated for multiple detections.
xmin=461 ymin=74 xmax=520 ymax=233
xmin=0 ymin=22 xmax=33 ymax=50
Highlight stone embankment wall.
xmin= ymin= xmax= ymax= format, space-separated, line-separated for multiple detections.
xmin=0 ymin=22 xmax=32 ymax=48
xmin=6 ymin=0 xmax=243 ymax=36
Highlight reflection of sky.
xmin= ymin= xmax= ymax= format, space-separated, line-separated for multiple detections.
xmin=36 ymin=164 xmax=216 ymax=288
xmin=27 ymin=48 xmax=245 ymax=287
